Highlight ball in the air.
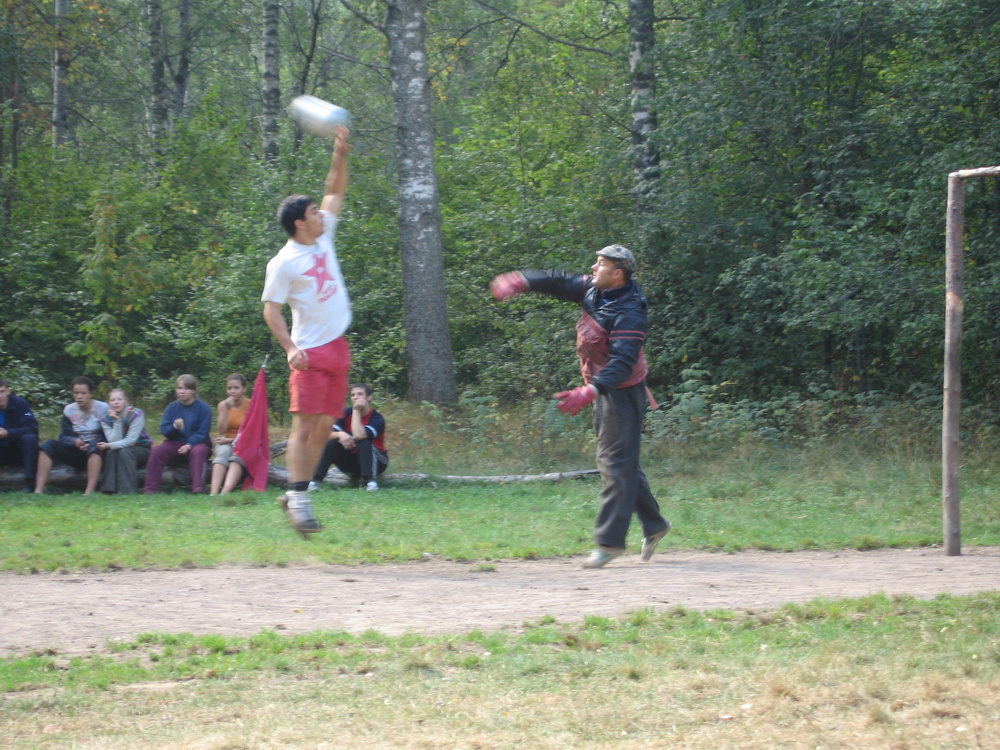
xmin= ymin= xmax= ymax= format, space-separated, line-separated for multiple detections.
xmin=288 ymin=95 xmax=352 ymax=138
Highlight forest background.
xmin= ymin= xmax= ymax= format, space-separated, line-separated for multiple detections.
xmin=2 ymin=0 xmax=999 ymax=443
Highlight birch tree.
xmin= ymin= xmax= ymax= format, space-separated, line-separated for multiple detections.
xmin=262 ymin=0 xmax=280 ymax=164
xmin=342 ymin=0 xmax=457 ymax=404
xmin=52 ymin=0 xmax=70 ymax=146
xmin=145 ymin=0 xmax=168 ymax=151
xmin=171 ymin=0 xmax=191 ymax=121
xmin=0 ymin=1 xmax=28 ymax=215
xmin=628 ymin=0 xmax=659 ymax=209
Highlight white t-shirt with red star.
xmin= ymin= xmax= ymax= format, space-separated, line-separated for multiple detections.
xmin=262 ymin=210 xmax=352 ymax=350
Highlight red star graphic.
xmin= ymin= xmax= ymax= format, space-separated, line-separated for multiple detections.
xmin=303 ymin=251 xmax=335 ymax=291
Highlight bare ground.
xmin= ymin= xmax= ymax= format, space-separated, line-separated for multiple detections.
xmin=3 ymin=546 xmax=998 ymax=658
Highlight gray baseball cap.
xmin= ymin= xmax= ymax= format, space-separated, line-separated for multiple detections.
xmin=597 ymin=244 xmax=636 ymax=274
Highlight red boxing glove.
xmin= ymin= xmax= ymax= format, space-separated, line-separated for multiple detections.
xmin=490 ymin=271 xmax=528 ymax=301
xmin=554 ymin=385 xmax=597 ymax=416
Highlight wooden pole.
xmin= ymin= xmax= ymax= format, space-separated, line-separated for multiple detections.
xmin=942 ymin=174 xmax=964 ymax=556
xmin=941 ymin=166 xmax=1000 ymax=557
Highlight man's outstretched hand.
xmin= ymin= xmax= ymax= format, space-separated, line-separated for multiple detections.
xmin=490 ymin=271 xmax=528 ymax=301
xmin=554 ymin=385 xmax=597 ymax=416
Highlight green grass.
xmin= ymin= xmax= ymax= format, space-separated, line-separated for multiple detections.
xmin=2 ymin=593 xmax=998 ymax=748
xmin=2 ymin=431 xmax=999 ymax=748
xmin=3 ymin=440 xmax=1000 ymax=572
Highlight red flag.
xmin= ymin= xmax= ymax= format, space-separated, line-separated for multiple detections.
xmin=233 ymin=365 xmax=271 ymax=491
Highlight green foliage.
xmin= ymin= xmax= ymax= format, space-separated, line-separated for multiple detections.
xmin=435 ymin=2 xmax=634 ymax=398
xmin=2 ymin=0 xmax=1000 ymax=413
xmin=645 ymin=0 xmax=1000 ymax=399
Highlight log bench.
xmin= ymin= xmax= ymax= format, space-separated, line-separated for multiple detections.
xmin=0 ymin=440 xmax=598 ymax=492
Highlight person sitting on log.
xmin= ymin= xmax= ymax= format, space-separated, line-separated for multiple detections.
xmin=308 ymin=383 xmax=388 ymax=492
xmin=0 ymin=377 xmax=40 ymax=493
xmin=143 ymin=374 xmax=213 ymax=494
xmin=35 ymin=376 xmax=108 ymax=495
xmin=209 ymin=373 xmax=250 ymax=496
xmin=96 ymin=388 xmax=152 ymax=495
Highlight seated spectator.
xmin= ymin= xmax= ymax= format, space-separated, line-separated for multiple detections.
xmin=309 ymin=383 xmax=388 ymax=492
xmin=0 ymin=378 xmax=40 ymax=493
xmin=209 ymin=373 xmax=250 ymax=496
xmin=35 ymin=376 xmax=109 ymax=495
xmin=143 ymin=374 xmax=213 ymax=494
xmin=96 ymin=388 xmax=152 ymax=495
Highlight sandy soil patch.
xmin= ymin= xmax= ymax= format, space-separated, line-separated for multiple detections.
xmin=3 ymin=546 xmax=997 ymax=657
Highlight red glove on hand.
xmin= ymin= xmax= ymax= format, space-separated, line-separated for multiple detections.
xmin=490 ymin=271 xmax=528 ymax=301
xmin=554 ymin=385 xmax=597 ymax=416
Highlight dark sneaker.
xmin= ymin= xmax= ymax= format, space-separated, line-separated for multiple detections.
xmin=582 ymin=546 xmax=626 ymax=569
xmin=640 ymin=521 xmax=672 ymax=562
xmin=294 ymin=516 xmax=322 ymax=535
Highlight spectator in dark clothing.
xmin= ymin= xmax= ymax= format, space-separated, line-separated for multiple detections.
xmin=0 ymin=378 xmax=40 ymax=493
xmin=309 ymin=384 xmax=388 ymax=491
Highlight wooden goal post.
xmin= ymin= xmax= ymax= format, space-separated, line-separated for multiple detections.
xmin=942 ymin=165 xmax=1000 ymax=555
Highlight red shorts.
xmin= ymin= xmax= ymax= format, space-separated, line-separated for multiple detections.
xmin=289 ymin=336 xmax=351 ymax=417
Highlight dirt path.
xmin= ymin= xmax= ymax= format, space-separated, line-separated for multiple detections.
xmin=3 ymin=547 xmax=998 ymax=657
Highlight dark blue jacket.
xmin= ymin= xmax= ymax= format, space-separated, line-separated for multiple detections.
xmin=520 ymin=270 xmax=649 ymax=393
xmin=0 ymin=394 xmax=39 ymax=446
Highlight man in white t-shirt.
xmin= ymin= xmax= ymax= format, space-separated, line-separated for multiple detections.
xmin=262 ymin=126 xmax=351 ymax=537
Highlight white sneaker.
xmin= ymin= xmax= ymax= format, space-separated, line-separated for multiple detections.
xmin=307 ymin=480 xmax=320 ymax=492
xmin=278 ymin=492 xmax=322 ymax=537
xmin=581 ymin=546 xmax=626 ymax=569
xmin=640 ymin=521 xmax=672 ymax=562
xmin=365 ymin=480 xmax=379 ymax=491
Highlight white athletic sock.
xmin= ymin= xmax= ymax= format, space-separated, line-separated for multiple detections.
xmin=285 ymin=490 xmax=309 ymax=509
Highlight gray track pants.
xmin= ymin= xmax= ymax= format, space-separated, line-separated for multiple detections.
xmin=592 ymin=381 xmax=669 ymax=548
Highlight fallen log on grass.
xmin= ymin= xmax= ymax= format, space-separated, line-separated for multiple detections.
xmin=380 ymin=470 xmax=600 ymax=484
xmin=240 ymin=441 xmax=600 ymax=485
xmin=0 ymin=441 xmax=598 ymax=492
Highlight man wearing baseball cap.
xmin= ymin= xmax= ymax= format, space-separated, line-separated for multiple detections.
xmin=490 ymin=245 xmax=671 ymax=568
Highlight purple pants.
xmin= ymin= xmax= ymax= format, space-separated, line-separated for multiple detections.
xmin=143 ymin=440 xmax=211 ymax=494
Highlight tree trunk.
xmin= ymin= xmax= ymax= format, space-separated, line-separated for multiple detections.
xmin=172 ymin=0 xmax=192 ymax=122
xmin=145 ymin=0 xmax=169 ymax=154
xmin=1 ymin=14 xmax=22 ymax=218
xmin=628 ymin=0 xmax=659 ymax=210
xmin=52 ymin=0 xmax=71 ymax=147
xmin=288 ymin=0 xmax=325 ymax=156
xmin=262 ymin=0 xmax=281 ymax=165
xmin=385 ymin=0 xmax=457 ymax=404
xmin=294 ymin=0 xmax=325 ymax=96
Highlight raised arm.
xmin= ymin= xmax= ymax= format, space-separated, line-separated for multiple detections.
xmin=491 ymin=269 xmax=589 ymax=304
xmin=320 ymin=126 xmax=350 ymax=217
